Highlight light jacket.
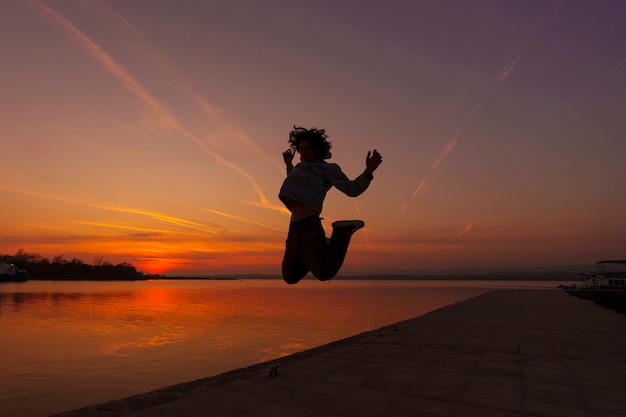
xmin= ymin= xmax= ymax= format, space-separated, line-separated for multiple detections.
xmin=279 ymin=160 xmax=373 ymax=213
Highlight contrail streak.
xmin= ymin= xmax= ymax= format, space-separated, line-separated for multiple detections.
xmin=402 ymin=2 xmax=555 ymax=211
xmin=498 ymin=55 xmax=520 ymax=85
xmin=497 ymin=0 xmax=556 ymax=85
xmin=24 ymin=0 xmax=274 ymax=209
xmin=402 ymin=102 xmax=482 ymax=210
xmin=75 ymin=221 xmax=180 ymax=235
xmin=114 ymin=120 xmax=155 ymax=139
xmin=401 ymin=179 xmax=427 ymax=211
xmin=0 ymin=185 xmax=219 ymax=235
xmin=579 ymin=59 xmax=626 ymax=99
xmin=355 ymin=205 xmax=370 ymax=251
xmin=89 ymin=204 xmax=220 ymax=234
xmin=456 ymin=224 xmax=473 ymax=238
xmin=0 ymin=186 xmax=86 ymax=207
xmin=195 ymin=207 xmax=283 ymax=232
xmin=77 ymin=0 xmax=281 ymax=171
xmin=241 ymin=200 xmax=291 ymax=215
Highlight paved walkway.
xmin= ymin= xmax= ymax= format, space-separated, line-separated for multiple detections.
xmin=53 ymin=290 xmax=626 ymax=417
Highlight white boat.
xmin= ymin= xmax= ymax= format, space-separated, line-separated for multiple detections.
xmin=580 ymin=260 xmax=626 ymax=289
xmin=0 ymin=261 xmax=28 ymax=282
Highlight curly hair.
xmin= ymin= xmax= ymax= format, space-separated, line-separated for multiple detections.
xmin=288 ymin=126 xmax=332 ymax=159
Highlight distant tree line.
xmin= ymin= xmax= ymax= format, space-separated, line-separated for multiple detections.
xmin=2 ymin=249 xmax=144 ymax=280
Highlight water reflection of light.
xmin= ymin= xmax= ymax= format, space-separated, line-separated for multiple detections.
xmin=0 ymin=279 xmax=569 ymax=417
xmin=100 ymin=329 xmax=193 ymax=356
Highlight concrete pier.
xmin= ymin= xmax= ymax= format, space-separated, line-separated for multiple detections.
xmin=52 ymin=290 xmax=626 ymax=417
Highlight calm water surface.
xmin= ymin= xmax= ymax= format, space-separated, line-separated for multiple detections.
xmin=0 ymin=279 xmax=565 ymax=417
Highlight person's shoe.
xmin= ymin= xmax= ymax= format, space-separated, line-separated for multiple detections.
xmin=332 ymin=220 xmax=365 ymax=234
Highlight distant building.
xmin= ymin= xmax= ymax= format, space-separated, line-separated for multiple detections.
xmin=580 ymin=260 xmax=626 ymax=289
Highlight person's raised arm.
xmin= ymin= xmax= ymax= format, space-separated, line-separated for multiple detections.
xmin=283 ymin=148 xmax=295 ymax=174
xmin=365 ymin=149 xmax=382 ymax=176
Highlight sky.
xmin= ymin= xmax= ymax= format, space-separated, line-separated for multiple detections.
xmin=2 ymin=0 xmax=625 ymax=276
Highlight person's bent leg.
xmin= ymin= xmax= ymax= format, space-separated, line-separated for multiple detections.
xmin=281 ymin=220 xmax=310 ymax=284
xmin=322 ymin=220 xmax=365 ymax=279
xmin=282 ymin=258 xmax=308 ymax=284
xmin=299 ymin=217 xmax=335 ymax=281
xmin=304 ymin=219 xmax=364 ymax=281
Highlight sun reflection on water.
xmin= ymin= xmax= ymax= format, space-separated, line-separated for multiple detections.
xmin=0 ymin=279 xmax=563 ymax=417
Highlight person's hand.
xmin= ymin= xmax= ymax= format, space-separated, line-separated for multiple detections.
xmin=365 ymin=149 xmax=382 ymax=174
xmin=283 ymin=148 xmax=295 ymax=167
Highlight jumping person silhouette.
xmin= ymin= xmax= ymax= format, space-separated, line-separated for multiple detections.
xmin=279 ymin=126 xmax=382 ymax=284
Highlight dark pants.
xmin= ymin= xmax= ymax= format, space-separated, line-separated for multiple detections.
xmin=281 ymin=216 xmax=353 ymax=284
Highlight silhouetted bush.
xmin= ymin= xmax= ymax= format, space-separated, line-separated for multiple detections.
xmin=2 ymin=250 xmax=144 ymax=280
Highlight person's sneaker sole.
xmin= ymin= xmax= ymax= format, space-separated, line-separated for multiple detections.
xmin=332 ymin=220 xmax=365 ymax=232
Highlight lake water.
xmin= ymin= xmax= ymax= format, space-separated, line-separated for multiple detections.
xmin=0 ymin=279 xmax=567 ymax=417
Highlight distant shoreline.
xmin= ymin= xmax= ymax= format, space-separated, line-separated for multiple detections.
xmin=20 ymin=273 xmax=581 ymax=282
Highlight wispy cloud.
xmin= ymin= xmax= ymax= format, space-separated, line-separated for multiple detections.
xmin=74 ymin=221 xmax=181 ymax=235
xmin=89 ymin=204 xmax=220 ymax=234
xmin=76 ymin=0 xmax=281 ymax=170
xmin=0 ymin=185 xmax=86 ymax=206
xmin=24 ymin=0 xmax=275 ymax=211
xmin=1 ymin=185 xmax=218 ymax=235
xmin=241 ymin=199 xmax=291 ymax=215
xmin=195 ymin=207 xmax=283 ymax=232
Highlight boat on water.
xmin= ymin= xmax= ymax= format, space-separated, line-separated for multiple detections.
xmin=0 ymin=262 xmax=28 ymax=282
xmin=580 ymin=260 xmax=626 ymax=289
